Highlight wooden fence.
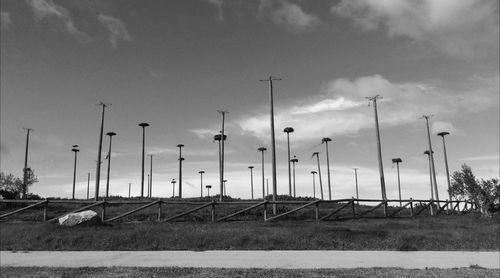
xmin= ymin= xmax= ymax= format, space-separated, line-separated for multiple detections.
xmin=0 ymin=198 xmax=478 ymax=223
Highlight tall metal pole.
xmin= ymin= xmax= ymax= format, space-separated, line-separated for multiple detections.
xmin=424 ymin=150 xmax=435 ymax=216
xmin=312 ymin=152 xmax=324 ymax=200
xmin=171 ymin=179 xmax=176 ymax=198
xmin=71 ymin=145 xmax=79 ymax=200
xmin=284 ymin=127 xmax=294 ymax=196
xmin=105 ymin=132 xmax=116 ymax=198
xmin=22 ymin=128 xmax=33 ymax=199
xmin=223 ymin=179 xmax=227 ymax=196
xmin=438 ymin=132 xmax=452 ymax=207
xmin=311 ymin=171 xmax=317 ymax=198
xmin=147 ymin=174 xmax=150 ymax=198
xmin=291 ymin=156 xmax=298 ymax=198
xmin=138 ymin=123 xmax=149 ymax=198
xmin=322 ymin=137 xmax=332 ymax=200
xmin=354 ymin=168 xmax=359 ymax=205
xmin=128 ymin=183 xmax=131 ymax=198
xmin=422 ymin=116 xmax=440 ymax=202
xmin=149 ymin=154 xmax=153 ymax=198
xmin=87 ymin=173 xmax=90 ymax=200
xmin=258 ymin=147 xmax=267 ymax=199
xmin=392 ymin=158 xmax=403 ymax=207
xmin=217 ymin=110 xmax=228 ymax=201
xmin=95 ymin=103 xmax=109 ymax=201
xmin=199 ymin=171 xmax=205 ymax=198
xmin=248 ymin=166 xmax=254 ymax=200
xmin=178 ymin=146 xmax=185 ymax=198
xmin=366 ymin=95 xmax=387 ymax=200
xmin=260 ymin=76 xmax=281 ymax=214
xmin=177 ymin=144 xmax=184 ymax=198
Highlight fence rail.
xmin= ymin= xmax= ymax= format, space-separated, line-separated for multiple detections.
xmin=0 ymin=198 xmax=478 ymax=223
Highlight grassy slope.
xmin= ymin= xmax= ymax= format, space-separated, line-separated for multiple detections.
xmin=1 ymin=267 xmax=498 ymax=278
xmin=1 ymin=215 xmax=498 ymax=251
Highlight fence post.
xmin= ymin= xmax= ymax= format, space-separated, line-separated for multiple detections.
xmin=43 ymin=200 xmax=48 ymax=221
xmin=101 ymin=201 xmax=106 ymax=221
xmin=383 ymin=201 xmax=388 ymax=218
xmin=315 ymin=202 xmax=320 ymax=221
xmin=429 ymin=200 xmax=434 ymax=216
xmin=211 ymin=202 xmax=216 ymax=222
xmin=351 ymin=198 xmax=356 ymax=218
xmin=409 ymin=198 xmax=414 ymax=217
xmin=157 ymin=201 xmax=162 ymax=221
xmin=263 ymin=203 xmax=268 ymax=220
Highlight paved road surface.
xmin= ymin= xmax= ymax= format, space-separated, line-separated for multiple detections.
xmin=2 ymin=251 xmax=499 ymax=269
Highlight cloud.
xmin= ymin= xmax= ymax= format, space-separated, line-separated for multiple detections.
xmin=1 ymin=12 xmax=12 ymax=30
xmin=205 ymin=0 xmax=224 ymax=21
xmin=459 ymin=155 xmax=500 ymax=161
xmin=259 ymin=0 xmax=321 ymax=33
xmin=97 ymin=14 xmax=131 ymax=48
xmin=25 ymin=0 xmax=88 ymax=42
xmin=332 ymin=0 xmax=500 ymax=59
xmin=235 ymin=74 xmax=499 ymax=143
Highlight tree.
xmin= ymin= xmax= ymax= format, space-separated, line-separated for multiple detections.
xmin=0 ymin=170 xmax=38 ymax=199
xmin=450 ymin=164 xmax=499 ymax=217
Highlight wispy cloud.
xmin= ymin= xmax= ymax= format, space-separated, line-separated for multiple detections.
xmin=332 ymin=0 xmax=500 ymax=59
xmin=205 ymin=0 xmax=224 ymax=21
xmin=235 ymin=74 xmax=499 ymax=143
xmin=259 ymin=0 xmax=321 ymax=33
xmin=97 ymin=14 xmax=131 ymax=48
xmin=25 ymin=0 xmax=89 ymax=42
xmin=459 ymin=155 xmax=500 ymax=161
xmin=1 ymin=12 xmax=12 ymax=30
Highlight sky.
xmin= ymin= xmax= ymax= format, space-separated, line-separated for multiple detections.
xmin=1 ymin=0 xmax=499 ymax=201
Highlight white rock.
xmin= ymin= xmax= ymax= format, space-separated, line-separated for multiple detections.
xmin=58 ymin=210 xmax=101 ymax=226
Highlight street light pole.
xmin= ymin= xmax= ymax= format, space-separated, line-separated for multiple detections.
xmin=149 ymin=154 xmax=153 ymax=198
xmin=354 ymin=168 xmax=359 ymax=205
xmin=71 ymin=145 xmax=80 ymax=200
xmin=171 ymin=179 xmax=176 ymax=198
xmin=260 ymin=76 xmax=281 ymax=214
xmin=284 ymin=127 xmax=294 ymax=196
xmin=217 ymin=110 xmax=228 ymax=201
xmin=437 ymin=131 xmax=452 ymax=207
xmin=312 ymin=152 xmax=324 ymax=200
xmin=258 ymin=147 xmax=267 ymax=199
xmin=392 ymin=158 xmax=403 ymax=207
xmin=105 ymin=132 xmax=116 ymax=198
xmin=22 ymin=128 xmax=33 ymax=199
xmin=248 ymin=166 xmax=254 ymax=200
xmin=87 ymin=173 xmax=90 ymax=200
xmin=290 ymin=156 xmax=298 ymax=198
xmin=138 ymin=123 xmax=149 ymax=198
xmin=199 ymin=171 xmax=205 ymax=198
xmin=322 ymin=137 xmax=332 ymax=200
xmin=177 ymin=144 xmax=184 ymax=198
xmin=422 ymin=115 xmax=439 ymax=203
xmin=311 ymin=171 xmax=317 ymax=199
xmin=206 ymin=185 xmax=212 ymax=197
xmin=223 ymin=179 xmax=227 ymax=196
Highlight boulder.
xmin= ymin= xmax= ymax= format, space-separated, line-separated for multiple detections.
xmin=58 ymin=210 xmax=101 ymax=227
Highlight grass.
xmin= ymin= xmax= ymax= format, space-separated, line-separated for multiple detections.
xmin=1 ymin=215 xmax=498 ymax=251
xmin=1 ymin=267 xmax=499 ymax=278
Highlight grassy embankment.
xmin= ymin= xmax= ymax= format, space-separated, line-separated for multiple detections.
xmin=1 ymin=266 xmax=498 ymax=278
xmin=1 ymin=215 xmax=498 ymax=251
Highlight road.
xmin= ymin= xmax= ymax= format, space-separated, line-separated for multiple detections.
xmin=1 ymin=251 xmax=498 ymax=269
